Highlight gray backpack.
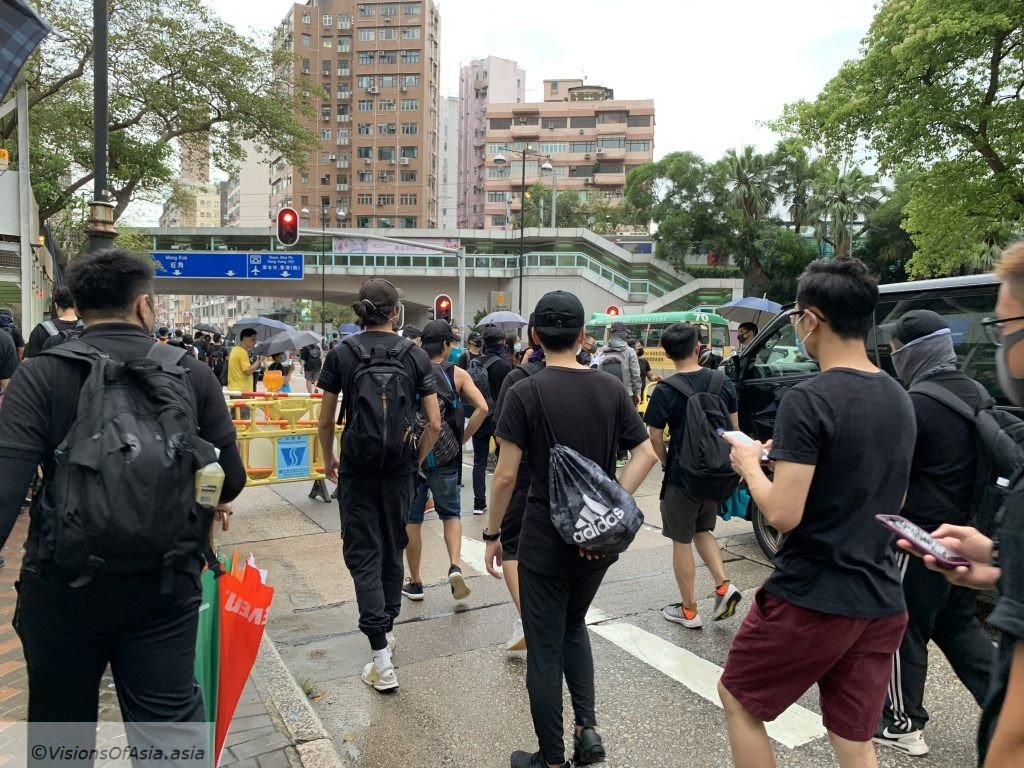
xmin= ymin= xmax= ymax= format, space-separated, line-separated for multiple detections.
xmin=592 ymin=348 xmax=631 ymax=394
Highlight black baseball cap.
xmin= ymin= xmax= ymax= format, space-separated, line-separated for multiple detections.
xmin=466 ymin=331 xmax=482 ymax=345
xmin=535 ymin=291 xmax=585 ymax=329
xmin=402 ymin=325 xmax=422 ymax=340
xmin=880 ymin=310 xmax=950 ymax=344
xmin=609 ymin=321 xmax=628 ymax=335
xmin=481 ymin=324 xmax=505 ymax=343
xmin=422 ymin=320 xmax=457 ymax=343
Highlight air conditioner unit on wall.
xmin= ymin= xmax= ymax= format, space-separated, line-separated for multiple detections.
xmin=400 ymin=157 xmax=410 ymax=165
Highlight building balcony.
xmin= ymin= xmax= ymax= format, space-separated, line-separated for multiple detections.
xmin=336 ymin=159 xmax=350 ymax=168
xmin=511 ymin=124 xmax=540 ymax=139
xmin=595 ymin=147 xmax=625 ymax=161
xmin=592 ymin=172 xmax=626 ymax=186
xmin=336 ymin=183 xmax=350 ymax=191
xmin=336 ymin=114 xmax=351 ymax=122
xmin=597 ymin=123 xmax=625 ymax=135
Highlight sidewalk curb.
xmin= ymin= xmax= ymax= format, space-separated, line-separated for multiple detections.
xmin=252 ymin=634 xmax=348 ymax=768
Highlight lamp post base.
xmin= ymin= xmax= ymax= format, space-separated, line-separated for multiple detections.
xmin=86 ymin=200 xmax=117 ymax=251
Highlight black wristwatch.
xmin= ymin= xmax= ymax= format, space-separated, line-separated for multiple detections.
xmin=482 ymin=528 xmax=501 ymax=542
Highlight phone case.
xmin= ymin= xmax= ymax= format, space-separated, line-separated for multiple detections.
xmin=875 ymin=514 xmax=971 ymax=569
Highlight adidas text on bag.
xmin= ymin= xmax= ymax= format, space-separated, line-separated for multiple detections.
xmin=35 ymin=341 xmax=219 ymax=580
xmin=342 ymin=336 xmax=419 ymax=472
xmin=663 ymin=370 xmax=739 ymax=502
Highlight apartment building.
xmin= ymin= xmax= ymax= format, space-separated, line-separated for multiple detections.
xmin=483 ymin=80 xmax=654 ymax=230
xmin=223 ymin=141 xmax=274 ymax=228
xmin=438 ymin=95 xmax=458 ymax=228
xmin=158 ymin=183 xmax=222 ymax=227
xmin=272 ymin=0 xmax=442 ymax=230
xmin=457 ymin=56 xmax=524 ymax=229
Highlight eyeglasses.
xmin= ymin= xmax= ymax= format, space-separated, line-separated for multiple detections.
xmin=981 ymin=315 xmax=1024 ymax=346
xmin=788 ymin=309 xmax=821 ymax=326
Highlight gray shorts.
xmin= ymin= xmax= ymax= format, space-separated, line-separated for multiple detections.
xmin=660 ymin=484 xmax=718 ymax=544
xmin=303 ymin=368 xmax=320 ymax=382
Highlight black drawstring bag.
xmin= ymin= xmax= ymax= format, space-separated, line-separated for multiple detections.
xmin=530 ymin=379 xmax=644 ymax=555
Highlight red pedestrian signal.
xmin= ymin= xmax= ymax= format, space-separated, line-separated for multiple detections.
xmin=606 ymin=305 xmax=621 ymax=317
xmin=434 ymin=294 xmax=453 ymax=324
xmin=276 ymin=207 xmax=299 ymax=246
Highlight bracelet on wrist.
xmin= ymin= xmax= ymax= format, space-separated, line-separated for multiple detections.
xmin=482 ymin=528 xmax=501 ymax=542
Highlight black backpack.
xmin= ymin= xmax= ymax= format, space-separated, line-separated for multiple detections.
xmin=207 ymin=344 xmax=227 ymax=382
xmin=34 ymin=341 xmax=219 ymax=582
xmin=415 ymin=362 xmax=463 ymax=468
xmin=341 ymin=336 xmax=420 ymax=472
xmin=910 ymin=380 xmax=1024 ymax=535
xmin=468 ymin=355 xmax=501 ymax=411
xmin=40 ymin=319 xmax=85 ymax=351
xmin=662 ymin=370 xmax=739 ymax=501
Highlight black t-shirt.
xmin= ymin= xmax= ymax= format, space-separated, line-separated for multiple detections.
xmin=643 ymin=369 xmax=738 ymax=489
xmin=474 ymin=352 xmax=513 ymax=432
xmin=637 ymin=356 xmax=652 ymax=395
xmin=317 ymin=331 xmax=438 ymax=475
xmin=903 ymin=371 xmax=985 ymax=532
xmin=300 ymin=345 xmax=322 ymax=371
xmin=0 ymin=321 xmax=24 ymax=351
xmin=0 ymin=323 xmax=240 ymax=570
xmin=24 ymin=319 xmax=81 ymax=358
xmin=0 ymin=329 xmax=16 ymax=382
xmin=765 ymin=368 xmax=916 ymax=618
xmin=495 ymin=366 xmax=650 ymax=576
xmin=979 ymin=488 xmax=1024 ymax=762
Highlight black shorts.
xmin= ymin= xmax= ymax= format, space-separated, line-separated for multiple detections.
xmin=660 ymin=484 xmax=718 ymax=544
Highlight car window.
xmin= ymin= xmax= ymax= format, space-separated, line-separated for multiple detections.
xmin=750 ymin=321 xmax=820 ymax=378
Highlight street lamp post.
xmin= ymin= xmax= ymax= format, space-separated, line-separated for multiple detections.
xmin=494 ymin=146 xmax=550 ymax=318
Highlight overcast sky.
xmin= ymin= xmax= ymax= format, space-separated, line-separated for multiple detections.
xmin=209 ymin=0 xmax=878 ymax=161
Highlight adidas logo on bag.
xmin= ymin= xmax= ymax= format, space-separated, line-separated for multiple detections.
xmin=573 ymin=495 xmax=626 ymax=544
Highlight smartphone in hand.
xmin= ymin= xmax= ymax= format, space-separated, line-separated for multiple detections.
xmin=875 ymin=514 xmax=972 ymax=569
xmin=718 ymin=430 xmax=769 ymax=462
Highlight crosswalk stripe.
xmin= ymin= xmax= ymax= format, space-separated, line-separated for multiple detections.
xmin=590 ymin=622 xmax=826 ymax=749
xmin=460 ymin=535 xmax=489 ymax=574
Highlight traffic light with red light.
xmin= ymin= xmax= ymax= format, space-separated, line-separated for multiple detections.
xmin=606 ymin=305 xmax=621 ymax=317
xmin=276 ymin=207 xmax=299 ymax=246
xmin=434 ymin=293 xmax=453 ymax=324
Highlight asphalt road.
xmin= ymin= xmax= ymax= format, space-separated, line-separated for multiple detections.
xmin=220 ymin=460 xmax=984 ymax=768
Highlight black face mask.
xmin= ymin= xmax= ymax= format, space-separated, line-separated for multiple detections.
xmin=635 ymin=347 xmax=644 ymax=357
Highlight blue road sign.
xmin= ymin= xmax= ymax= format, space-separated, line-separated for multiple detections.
xmin=276 ymin=435 xmax=311 ymax=480
xmin=153 ymin=252 xmax=305 ymax=280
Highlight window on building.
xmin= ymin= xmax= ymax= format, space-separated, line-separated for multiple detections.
xmin=358 ymin=99 xmax=374 ymax=111
xmin=491 ymin=215 xmax=508 ymax=226
xmin=489 ymin=118 xmax=512 ymax=130
xmin=570 ymin=141 xmax=595 ymax=153
xmin=540 ymin=142 xmax=567 ymax=154
xmin=321 ymin=107 xmax=331 ymax=120
xmin=358 ymin=52 xmax=374 ymax=65
xmin=400 ymin=74 xmax=419 ymax=87
xmin=541 ymin=117 xmax=567 ymax=130
xmin=357 ymin=170 xmax=373 ymax=182
xmin=358 ymin=28 xmax=375 ymax=41
xmin=300 ymin=172 xmax=309 ymax=184
xmin=337 ymin=60 xmax=350 ymax=75
xmin=400 ymin=145 xmax=418 ymax=159
xmin=302 ymin=11 xmax=311 ymax=24
xmin=488 ymin=166 xmax=511 ymax=179
xmin=357 ymin=75 xmax=375 ymax=88
xmin=400 ymin=122 xmax=418 ymax=135
xmin=379 ymin=123 xmax=396 ymax=135
xmin=400 ymin=170 xmax=418 ymax=182
xmin=378 ymin=217 xmax=395 ymax=228
xmin=357 ymin=123 xmax=372 ymax=135
xmin=320 ymin=129 xmax=332 ymax=140
xmin=598 ymin=136 xmax=625 ymax=149
xmin=357 ymin=146 xmax=372 ymax=159
xmin=358 ymin=4 xmax=375 ymax=17
xmin=378 ymin=146 xmax=396 ymax=161
xmin=594 ymin=163 xmax=624 ymax=174
xmin=401 ymin=98 xmax=419 ymax=110
xmin=379 ymin=170 xmax=396 ymax=182
xmin=338 ymin=36 xmax=352 ymax=52
xmin=379 ymin=51 xmax=397 ymax=64
xmin=570 ymin=116 xmax=596 ymax=129
xmin=301 ymin=34 xmax=311 ymax=47
xmin=513 ymin=115 xmax=539 ymax=125
xmin=357 ymin=193 xmax=373 ymax=205
xmin=401 ymin=49 xmax=420 ymax=64
xmin=356 ymin=216 xmax=373 ymax=228
xmin=597 ymin=111 xmax=627 ymax=124
xmin=379 ymin=26 xmax=397 ymax=40
xmin=403 ymin=3 xmax=421 ymax=15
xmin=378 ymin=99 xmax=396 ymax=111
xmin=338 ymin=13 xmax=351 ymax=27
xmin=625 ymin=139 xmax=650 ymax=152
xmin=301 ymin=195 xmax=310 ymax=206
xmin=300 ymin=58 xmax=311 ymax=73
xmin=400 ymin=193 xmax=417 ymax=205
xmin=337 ymin=103 xmax=350 ymax=115
xmin=380 ymin=75 xmax=397 ymax=88
xmin=400 ymin=26 xmax=421 ymax=39
xmin=337 ymin=129 xmax=350 ymax=144
xmin=378 ymin=194 xmax=395 ymax=206
xmin=400 ymin=216 xmax=418 ymax=228
xmin=381 ymin=4 xmax=398 ymax=17
xmin=550 ymin=81 xmax=558 ymax=94
xmin=487 ymin=191 xmax=506 ymax=203
xmin=627 ymin=114 xmax=652 ymax=128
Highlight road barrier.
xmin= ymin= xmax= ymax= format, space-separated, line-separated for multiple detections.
xmin=225 ymin=392 xmax=341 ymax=487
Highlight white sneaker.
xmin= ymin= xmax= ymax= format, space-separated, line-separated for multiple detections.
xmin=361 ymin=661 xmax=400 ymax=693
xmin=506 ymin=618 xmax=526 ymax=652
xmin=662 ymin=603 xmax=703 ymax=629
xmin=712 ymin=583 xmax=742 ymax=621
xmin=873 ymin=727 xmax=929 ymax=756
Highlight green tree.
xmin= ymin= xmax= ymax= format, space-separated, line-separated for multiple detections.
xmin=754 ymin=223 xmax=819 ymax=303
xmin=808 ymin=167 xmax=881 ymax=259
xmin=0 ymin=0 xmax=318 ymax=229
xmin=777 ymin=0 xmax=1024 ymax=274
xmin=855 ymin=173 xmax=916 ymax=283
xmin=309 ymin=302 xmax=356 ymax=327
xmin=771 ymin=139 xmax=821 ymax=233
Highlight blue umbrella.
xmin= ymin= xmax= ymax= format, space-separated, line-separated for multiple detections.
xmin=0 ymin=0 xmax=52 ymax=100
xmin=717 ymin=297 xmax=782 ymax=326
xmin=338 ymin=323 xmax=360 ymax=336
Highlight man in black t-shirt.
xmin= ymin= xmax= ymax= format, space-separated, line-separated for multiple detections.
xmin=24 ymin=287 xmax=81 ymax=358
xmin=720 ymin=258 xmax=915 ymax=766
xmin=873 ymin=310 xmax=994 ymax=757
xmin=299 ymin=342 xmax=322 ymax=393
xmin=317 ymin=279 xmax=440 ymax=694
xmin=644 ymin=322 xmax=742 ymax=630
xmin=485 ymin=291 xmax=657 ymax=768
xmin=0 ymin=327 xmax=15 ymax=393
xmin=469 ymin=325 xmax=513 ymax=514
xmin=0 ymin=306 xmax=25 ymax=360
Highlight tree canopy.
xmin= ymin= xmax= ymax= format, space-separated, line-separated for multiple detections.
xmin=1 ymin=0 xmax=318 ymax=229
xmin=776 ymin=0 xmax=1024 ymax=275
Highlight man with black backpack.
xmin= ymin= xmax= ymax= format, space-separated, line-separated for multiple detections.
xmin=0 ymin=248 xmax=246 ymax=756
xmin=468 ymin=324 xmax=513 ymax=514
xmin=592 ymin=322 xmax=641 ymax=405
xmin=206 ymin=333 xmax=228 ymax=384
xmin=317 ymin=278 xmax=441 ymax=693
xmin=872 ymin=310 xmax=995 ymax=757
xmin=24 ymin=287 xmax=82 ymax=357
xmin=402 ymin=320 xmax=489 ymax=602
xmin=299 ymin=341 xmax=323 ymax=393
xmin=0 ymin=306 xmax=25 ymax=360
xmin=644 ymin=322 xmax=742 ymax=629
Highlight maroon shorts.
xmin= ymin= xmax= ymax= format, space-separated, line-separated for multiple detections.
xmin=719 ymin=589 xmax=907 ymax=742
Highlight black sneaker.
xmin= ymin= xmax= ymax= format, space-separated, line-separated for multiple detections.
xmin=401 ymin=581 xmax=424 ymax=600
xmin=510 ymin=751 xmax=569 ymax=768
xmin=573 ymin=727 xmax=606 ymax=765
xmin=448 ymin=564 xmax=471 ymax=600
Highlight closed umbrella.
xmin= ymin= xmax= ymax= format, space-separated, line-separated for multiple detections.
xmin=229 ymin=317 xmax=293 ymax=343
xmin=717 ymin=297 xmax=783 ymax=327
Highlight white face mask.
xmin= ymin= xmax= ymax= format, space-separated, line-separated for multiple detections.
xmin=513 ymin=342 xmax=523 ymax=353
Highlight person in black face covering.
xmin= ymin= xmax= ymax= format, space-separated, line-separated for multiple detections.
xmin=631 ymin=338 xmax=659 ymax=400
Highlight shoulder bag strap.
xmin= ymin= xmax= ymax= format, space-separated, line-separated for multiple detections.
xmin=528 ymin=377 xmax=558 ymax=448
xmin=661 ymin=373 xmax=697 ymax=399
xmin=708 ymin=368 xmax=726 ymax=397
xmin=909 ymin=380 xmax=976 ymax=421
xmin=146 ymin=342 xmax=188 ymax=371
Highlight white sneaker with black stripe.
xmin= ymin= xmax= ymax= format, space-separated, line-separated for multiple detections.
xmin=873 ymin=726 xmax=929 ymax=756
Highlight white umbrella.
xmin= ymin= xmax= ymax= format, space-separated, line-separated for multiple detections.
xmin=477 ymin=311 xmax=527 ymax=330
xmin=717 ymin=297 xmax=783 ymax=327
